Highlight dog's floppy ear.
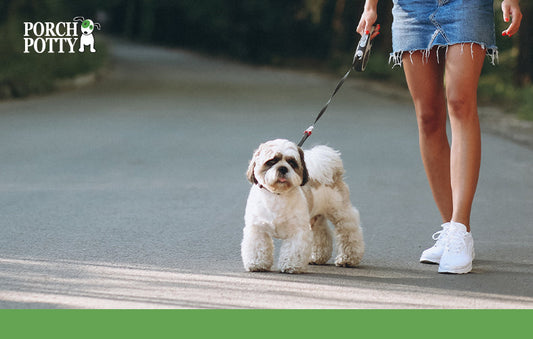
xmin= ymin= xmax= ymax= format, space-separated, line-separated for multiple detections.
xmin=246 ymin=147 xmax=261 ymax=185
xmin=298 ymin=147 xmax=309 ymax=186
xmin=246 ymin=159 xmax=258 ymax=185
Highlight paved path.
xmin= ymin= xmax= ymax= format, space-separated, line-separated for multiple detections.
xmin=0 ymin=40 xmax=532 ymax=308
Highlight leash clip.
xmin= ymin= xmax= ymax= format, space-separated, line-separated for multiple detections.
xmin=297 ymin=126 xmax=314 ymax=147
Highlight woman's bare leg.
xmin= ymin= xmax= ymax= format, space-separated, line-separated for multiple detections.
xmin=444 ymin=44 xmax=486 ymax=231
xmin=402 ymin=49 xmax=453 ymax=223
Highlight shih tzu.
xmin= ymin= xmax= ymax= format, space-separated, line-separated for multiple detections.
xmin=242 ymin=139 xmax=364 ymax=273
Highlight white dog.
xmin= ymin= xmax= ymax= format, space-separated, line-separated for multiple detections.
xmin=242 ymin=139 xmax=364 ymax=273
xmin=73 ymin=17 xmax=100 ymax=53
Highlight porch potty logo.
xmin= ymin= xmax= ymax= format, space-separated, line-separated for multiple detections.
xmin=23 ymin=16 xmax=101 ymax=54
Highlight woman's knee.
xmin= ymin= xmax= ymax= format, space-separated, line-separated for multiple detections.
xmin=444 ymin=44 xmax=485 ymax=122
xmin=446 ymin=93 xmax=478 ymax=122
xmin=416 ymin=103 xmax=447 ymax=136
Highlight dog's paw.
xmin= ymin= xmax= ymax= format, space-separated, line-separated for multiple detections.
xmin=246 ymin=268 xmax=271 ymax=272
xmin=334 ymin=254 xmax=362 ymax=268
xmin=309 ymin=257 xmax=329 ymax=265
xmin=244 ymin=264 xmax=272 ymax=272
xmin=279 ymin=266 xmax=306 ymax=274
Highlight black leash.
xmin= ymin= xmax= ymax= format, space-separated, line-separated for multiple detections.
xmin=297 ymin=26 xmax=375 ymax=147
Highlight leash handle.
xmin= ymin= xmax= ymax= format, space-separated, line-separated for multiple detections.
xmin=353 ymin=26 xmax=374 ymax=71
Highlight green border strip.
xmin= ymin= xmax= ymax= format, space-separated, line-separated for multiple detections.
xmin=1 ymin=310 xmax=530 ymax=338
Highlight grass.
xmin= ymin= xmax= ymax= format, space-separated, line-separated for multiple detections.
xmin=0 ymin=47 xmax=108 ymax=99
xmin=478 ymin=48 xmax=533 ymax=120
xmin=0 ymin=22 xmax=108 ymax=99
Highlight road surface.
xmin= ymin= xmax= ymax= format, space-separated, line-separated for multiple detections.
xmin=0 ymin=40 xmax=532 ymax=308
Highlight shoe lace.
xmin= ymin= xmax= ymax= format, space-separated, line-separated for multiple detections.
xmin=432 ymin=230 xmax=444 ymax=241
xmin=446 ymin=230 xmax=467 ymax=254
xmin=431 ymin=229 xmax=447 ymax=248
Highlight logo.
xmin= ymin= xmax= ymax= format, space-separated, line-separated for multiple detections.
xmin=23 ymin=16 xmax=101 ymax=54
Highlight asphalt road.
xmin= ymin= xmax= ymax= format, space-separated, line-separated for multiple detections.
xmin=0 ymin=40 xmax=532 ymax=308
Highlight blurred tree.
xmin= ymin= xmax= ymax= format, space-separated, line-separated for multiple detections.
xmin=139 ymin=0 xmax=156 ymax=41
xmin=329 ymin=0 xmax=346 ymax=58
xmin=122 ymin=0 xmax=137 ymax=39
xmin=516 ymin=1 xmax=532 ymax=85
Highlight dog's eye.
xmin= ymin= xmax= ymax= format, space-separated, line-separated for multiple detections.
xmin=265 ymin=159 xmax=278 ymax=167
xmin=288 ymin=159 xmax=299 ymax=169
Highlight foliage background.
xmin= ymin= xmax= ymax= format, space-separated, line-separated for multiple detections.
xmin=1 ymin=0 xmax=531 ymax=118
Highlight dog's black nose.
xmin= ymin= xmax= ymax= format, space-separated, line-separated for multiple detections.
xmin=278 ymin=166 xmax=288 ymax=175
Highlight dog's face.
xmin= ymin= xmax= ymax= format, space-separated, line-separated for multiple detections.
xmin=247 ymin=139 xmax=309 ymax=194
xmin=81 ymin=19 xmax=95 ymax=35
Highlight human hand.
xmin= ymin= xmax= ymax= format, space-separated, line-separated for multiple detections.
xmin=356 ymin=6 xmax=380 ymax=40
xmin=501 ymin=0 xmax=522 ymax=37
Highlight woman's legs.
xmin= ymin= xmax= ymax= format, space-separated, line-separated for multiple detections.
xmin=444 ymin=44 xmax=486 ymax=231
xmin=403 ymin=45 xmax=485 ymax=232
xmin=402 ymin=49 xmax=453 ymax=223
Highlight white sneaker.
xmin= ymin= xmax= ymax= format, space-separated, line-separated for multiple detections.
xmin=420 ymin=222 xmax=450 ymax=264
xmin=438 ymin=222 xmax=475 ymax=274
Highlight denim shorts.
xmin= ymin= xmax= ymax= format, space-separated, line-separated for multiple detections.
xmin=390 ymin=0 xmax=497 ymax=66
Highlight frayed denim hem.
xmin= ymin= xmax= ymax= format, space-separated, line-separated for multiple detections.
xmin=389 ymin=42 xmax=498 ymax=68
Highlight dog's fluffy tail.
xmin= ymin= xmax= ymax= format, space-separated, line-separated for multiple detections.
xmin=304 ymin=145 xmax=344 ymax=185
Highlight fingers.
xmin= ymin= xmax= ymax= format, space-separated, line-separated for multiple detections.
xmin=356 ymin=20 xmax=366 ymax=36
xmin=356 ymin=10 xmax=378 ymax=37
xmin=370 ymin=24 xmax=381 ymax=40
xmin=356 ymin=19 xmax=370 ymax=36
xmin=501 ymin=0 xmax=522 ymax=37
xmin=364 ymin=21 xmax=374 ymax=36
xmin=356 ymin=20 xmax=380 ymax=41
xmin=502 ymin=1 xmax=510 ymax=23
xmin=356 ymin=22 xmax=380 ymax=40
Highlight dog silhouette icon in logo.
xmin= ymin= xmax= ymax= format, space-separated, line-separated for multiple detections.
xmin=73 ymin=16 xmax=101 ymax=53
